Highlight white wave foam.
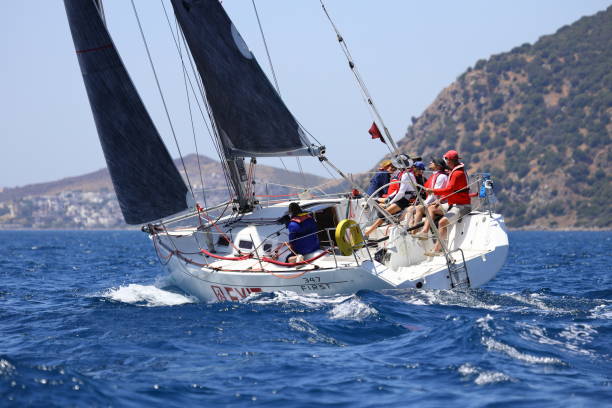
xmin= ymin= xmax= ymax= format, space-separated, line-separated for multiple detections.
xmin=476 ymin=314 xmax=495 ymax=333
xmin=474 ymin=371 xmax=512 ymax=385
xmin=398 ymin=290 xmax=438 ymax=306
xmin=589 ymin=304 xmax=612 ymax=319
xmin=288 ymin=317 xmax=343 ymax=345
xmin=559 ymin=323 xmax=597 ymax=343
xmin=248 ymin=290 xmax=353 ymax=308
xmin=103 ymin=284 xmax=196 ymax=307
xmin=458 ymin=363 xmax=512 ymax=385
xmin=502 ymin=292 xmax=569 ymax=314
xmin=392 ymin=290 xmax=501 ymax=311
xmin=328 ymin=298 xmax=378 ymax=321
xmin=458 ymin=363 xmax=478 ymax=375
xmin=483 ymin=337 xmax=564 ymax=365
xmin=518 ymin=322 xmax=593 ymax=356
xmin=0 ymin=359 xmax=15 ymax=376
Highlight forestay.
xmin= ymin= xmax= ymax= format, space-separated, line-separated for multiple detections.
xmin=63 ymin=0 xmax=189 ymax=225
xmin=171 ymin=0 xmax=315 ymax=158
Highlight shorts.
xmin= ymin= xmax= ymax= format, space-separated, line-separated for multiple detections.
xmin=377 ymin=195 xmax=414 ymax=219
xmin=444 ymin=204 xmax=472 ymax=222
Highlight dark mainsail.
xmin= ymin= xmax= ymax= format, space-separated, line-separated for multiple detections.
xmin=171 ymin=0 xmax=314 ymax=158
xmin=63 ymin=0 xmax=188 ymax=225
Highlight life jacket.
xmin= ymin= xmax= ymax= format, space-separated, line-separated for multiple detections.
xmin=445 ymin=164 xmax=470 ymax=205
xmin=433 ymin=171 xmax=444 ymax=189
xmin=290 ymin=213 xmax=312 ymax=224
xmin=448 ymin=165 xmax=468 ymax=189
xmin=288 ymin=213 xmax=320 ymax=255
xmin=427 ymin=171 xmax=447 ymax=189
xmin=425 ymin=171 xmax=449 ymax=202
xmin=384 ymin=170 xmax=404 ymax=197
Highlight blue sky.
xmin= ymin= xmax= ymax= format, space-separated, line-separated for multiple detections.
xmin=0 ymin=0 xmax=609 ymax=188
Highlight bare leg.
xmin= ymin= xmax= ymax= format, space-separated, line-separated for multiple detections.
xmin=364 ymin=218 xmax=384 ymax=237
xmin=420 ymin=205 xmax=442 ymax=235
xmin=404 ymin=206 xmax=416 ymax=225
xmin=432 ymin=217 xmax=449 ymax=252
xmin=364 ymin=204 xmax=401 ymax=237
xmin=287 ymin=254 xmax=304 ymax=263
xmin=412 ymin=205 xmax=426 ymax=227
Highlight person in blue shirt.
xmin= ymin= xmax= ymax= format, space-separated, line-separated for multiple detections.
xmin=283 ymin=202 xmax=321 ymax=263
xmin=366 ymin=160 xmax=394 ymax=197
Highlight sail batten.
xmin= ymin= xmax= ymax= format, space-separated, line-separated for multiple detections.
xmin=63 ymin=0 xmax=188 ymax=225
xmin=171 ymin=0 xmax=314 ymax=158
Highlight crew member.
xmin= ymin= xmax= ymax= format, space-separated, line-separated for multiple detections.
xmin=282 ymin=202 xmax=321 ymax=263
xmin=410 ymin=157 xmax=448 ymax=233
xmin=412 ymin=161 xmax=427 ymax=200
xmin=365 ymin=154 xmax=416 ymax=237
xmin=366 ymin=160 xmax=393 ymax=197
xmin=425 ymin=150 xmax=471 ymax=255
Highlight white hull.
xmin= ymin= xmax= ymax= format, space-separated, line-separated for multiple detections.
xmin=152 ymin=199 xmax=508 ymax=302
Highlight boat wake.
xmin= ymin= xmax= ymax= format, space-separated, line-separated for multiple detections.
xmin=101 ymin=284 xmax=196 ymax=307
xmin=383 ymin=288 xmax=503 ymax=311
xmin=246 ymin=290 xmax=353 ymax=307
xmin=245 ymin=291 xmax=378 ymax=320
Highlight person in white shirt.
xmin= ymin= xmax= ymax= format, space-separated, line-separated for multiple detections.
xmin=410 ymin=158 xmax=448 ymax=233
xmin=364 ymin=155 xmax=416 ymax=237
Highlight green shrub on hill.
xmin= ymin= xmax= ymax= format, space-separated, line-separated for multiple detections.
xmin=399 ymin=6 xmax=612 ymax=228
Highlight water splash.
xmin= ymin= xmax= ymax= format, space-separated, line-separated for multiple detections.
xmin=247 ymin=290 xmax=353 ymax=308
xmin=102 ymin=284 xmax=196 ymax=307
xmin=482 ymin=337 xmax=565 ymax=365
xmin=328 ymin=298 xmax=378 ymax=321
xmin=0 ymin=359 xmax=16 ymax=377
xmin=589 ymin=304 xmax=612 ymax=319
xmin=388 ymin=289 xmax=502 ymax=311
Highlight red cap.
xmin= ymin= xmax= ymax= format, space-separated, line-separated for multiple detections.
xmin=444 ymin=150 xmax=460 ymax=160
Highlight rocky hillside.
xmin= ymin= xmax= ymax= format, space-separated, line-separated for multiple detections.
xmin=397 ymin=6 xmax=611 ymax=228
xmin=0 ymin=155 xmax=330 ymax=229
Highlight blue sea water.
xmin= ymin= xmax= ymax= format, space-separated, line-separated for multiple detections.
xmin=0 ymin=230 xmax=610 ymax=407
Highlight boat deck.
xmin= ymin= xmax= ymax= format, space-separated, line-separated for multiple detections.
xmin=201 ymin=253 xmax=361 ymax=273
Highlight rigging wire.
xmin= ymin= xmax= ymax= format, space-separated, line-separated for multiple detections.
xmin=161 ymin=0 xmax=233 ymax=199
xmin=158 ymin=0 xmax=234 ymax=201
xmin=175 ymin=16 xmax=208 ymax=209
xmin=296 ymin=156 xmax=307 ymax=187
xmin=251 ymin=0 xmax=281 ymax=94
xmin=318 ymin=0 xmax=402 ymax=159
xmin=278 ymin=157 xmax=289 ymax=173
xmin=249 ymin=0 xmax=324 ymax=148
xmin=179 ymin=28 xmax=236 ymax=201
xmin=130 ymin=0 xmax=196 ymax=204
xmin=319 ymin=0 xmax=453 ymax=257
xmin=251 ymin=0 xmax=310 ymax=186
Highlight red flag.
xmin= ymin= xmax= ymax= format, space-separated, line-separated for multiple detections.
xmin=368 ymin=122 xmax=386 ymax=144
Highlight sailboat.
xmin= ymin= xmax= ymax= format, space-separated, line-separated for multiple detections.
xmin=63 ymin=0 xmax=508 ymax=302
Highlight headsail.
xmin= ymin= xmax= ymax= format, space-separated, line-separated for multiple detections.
xmin=171 ymin=0 xmax=315 ymax=158
xmin=63 ymin=0 xmax=188 ymax=225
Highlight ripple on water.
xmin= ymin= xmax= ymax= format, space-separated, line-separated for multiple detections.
xmin=458 ymin=363 xmax=513 ymax=385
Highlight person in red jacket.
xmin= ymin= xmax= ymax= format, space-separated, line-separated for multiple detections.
xmin=424 ymin=150 xmax=471 ymax=255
